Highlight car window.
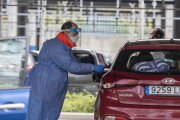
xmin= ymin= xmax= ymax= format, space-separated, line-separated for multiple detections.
xmin=73 ymin=53 xmax=95 ymax=64
xmin=96 ymin=53 xmax=105 ymax=66
xmin=114 ymin=50 xmax=180 ymax=75
xmin=0 ymin=37 xmax=29 ymax=89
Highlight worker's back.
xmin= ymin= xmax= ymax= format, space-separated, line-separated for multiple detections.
xmin=25 ymin=37 xmax=71 ymax=120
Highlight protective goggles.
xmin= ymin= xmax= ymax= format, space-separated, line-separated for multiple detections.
xmin=59 ymin=27 xmax=81 ymax=46
xmin=61 ymin=28 xmax=81 ymax=37
xmin=61 ymin=28 xmax=81 ymax=32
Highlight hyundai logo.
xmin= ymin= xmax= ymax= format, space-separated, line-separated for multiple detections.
xmin=162 ymin=78 xmax=176 ymax=84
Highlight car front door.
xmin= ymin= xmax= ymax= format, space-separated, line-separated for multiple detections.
xmin=0 ymin=37 xmax=31 ymax=120
xmin=68 ymin=50 xmax=100 ymax=95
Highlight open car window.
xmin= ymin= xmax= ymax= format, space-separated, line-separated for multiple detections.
xmin=114 ymin=50 xmax=180 ymax=75
xmin=0 ymin=37 xmax=29 ymax=89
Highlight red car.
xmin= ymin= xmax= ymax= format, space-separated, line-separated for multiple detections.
xmin=94 ymin=39 xmax=180 ymax=120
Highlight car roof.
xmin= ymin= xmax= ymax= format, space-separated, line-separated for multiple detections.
xmin=122 ymin=39 xmax=180 ymax=50
xmin=30 ymin=50 xmax=40 ymax=54
xmin=124 ymin=39 xmax=180 ymax=46
xmin=72 ymin=47 xmax=96 ymax=52
xmin=96 ymin=51 xmax=103 ymax=54
xmin=30 ymin=48 xmax=96 ymax=53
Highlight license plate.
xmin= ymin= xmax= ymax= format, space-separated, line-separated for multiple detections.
xmin=68 ymin=87 xmax=83 ymax=92
xmin=145 ymin=85 xmax=180 ymax=96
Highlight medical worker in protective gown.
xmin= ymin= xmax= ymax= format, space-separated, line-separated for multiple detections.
xmin=25 ymin=21 xmax=105 ymax=120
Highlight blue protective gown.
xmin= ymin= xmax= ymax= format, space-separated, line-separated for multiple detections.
xmin=25 ymin=37 xmax=92 ymax=120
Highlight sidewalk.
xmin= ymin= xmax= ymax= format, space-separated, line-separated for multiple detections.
xmin=59 ymin=112 xmax=94 ymax=120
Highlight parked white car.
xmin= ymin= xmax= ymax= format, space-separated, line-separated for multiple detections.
xmin=68 ymin=47 xmax=100 ymax=96
xmin=30 ymin=48 xmax=101 ymax=96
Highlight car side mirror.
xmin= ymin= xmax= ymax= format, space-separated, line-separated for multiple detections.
xmin=92 ymin=68 xmax=110 ymax=82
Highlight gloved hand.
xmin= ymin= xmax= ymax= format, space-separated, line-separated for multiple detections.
xmin=93 ymin=65 xmax=105 ymax=74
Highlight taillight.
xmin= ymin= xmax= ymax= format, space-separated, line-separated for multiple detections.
xmin=104 ymin=116 xmax=128 ymax=120
xmin=102 ymin=75 xmax=138 ymax=89
xmin=102 ymin=75 xmax=115 ymax=89
xmin=116 ymin=76 xmax=139 ymax=87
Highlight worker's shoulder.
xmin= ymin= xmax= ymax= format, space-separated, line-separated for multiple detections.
xmin=49 ymin=37 xmax=68 ymax=50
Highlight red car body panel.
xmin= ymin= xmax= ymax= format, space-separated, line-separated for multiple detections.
xmin=94 ymin=41 xmax=180 ymax=120
xmin=115 ymin=71 xmax=180 ymax=106
xmin=94 ymin=87 xmax=180 ymax=120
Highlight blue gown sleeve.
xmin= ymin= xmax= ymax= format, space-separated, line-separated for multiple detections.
xmin=51 ymin=45 xmax=93 ymax=74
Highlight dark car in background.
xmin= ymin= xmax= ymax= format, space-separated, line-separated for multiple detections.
xmin=95 ymin=39 xmax=180 ymax=120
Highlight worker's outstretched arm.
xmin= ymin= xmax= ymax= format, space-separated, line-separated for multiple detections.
xmin=51 ymin=45 xmax=92 ymax=74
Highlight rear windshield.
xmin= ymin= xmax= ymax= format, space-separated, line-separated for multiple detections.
xmin=73 ymin=53 xmax=95 ymax=64
xmin=113 ymin=50 xmax=180 ymax=75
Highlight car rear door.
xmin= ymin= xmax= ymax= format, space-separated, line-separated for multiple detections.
xmin=0 ymin=37 xmax=31 ymax=120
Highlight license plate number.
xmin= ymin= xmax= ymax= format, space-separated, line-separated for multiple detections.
xmin=145 ymin=85 xmax=180 ymax=96
xmin=68 ymin=87 xmax=83 ymax=92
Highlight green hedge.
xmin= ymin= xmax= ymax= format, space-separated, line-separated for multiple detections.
xmin=61 ymin=90 xmax=96 ymax=113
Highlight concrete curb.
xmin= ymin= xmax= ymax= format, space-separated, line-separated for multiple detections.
xmin=59 ymin=112 xmax=94 ymax=120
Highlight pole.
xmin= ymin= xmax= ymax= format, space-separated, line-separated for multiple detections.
xmin=116 ymin=0 xmax=119 ymax=34
xmin=80 ymin=0 xmax=83 ymax=16
xmin=39 ymin=0 xmax=47 ymax=50
xmin=36 ymin=0 xmax=41 ymax=50
xmin=0 ymin=0 xmax=2 ymax=37
xmin=129 ymin=3 xmax=136 ymax=40
xmin=161 ymin=0 xmax=165 ymax=29
xmin=152 ymin=0 xmax=157 ymax=19
xmin=173 ymin=0 xmax=180 ymax=39
xmin=139 ymin=0 xmax=144 ymax=39
xmin=63 ymin=1 xmax=68 ymax=23
xmin=90 ymin=2 xmax=93 ymax=33
xmin=116 ymin=0 xmax=119 ymax=17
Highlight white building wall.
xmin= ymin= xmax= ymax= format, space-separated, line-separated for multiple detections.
xmin=80 ymin=36 xmax=127 ymax=62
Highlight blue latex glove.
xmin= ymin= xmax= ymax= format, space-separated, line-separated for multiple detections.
xmin=93 ymin=65 xmax=105 ymax=73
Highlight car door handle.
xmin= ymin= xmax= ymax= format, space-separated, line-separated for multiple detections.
xmin=0 ymin=103 xmax=25 ymax=109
